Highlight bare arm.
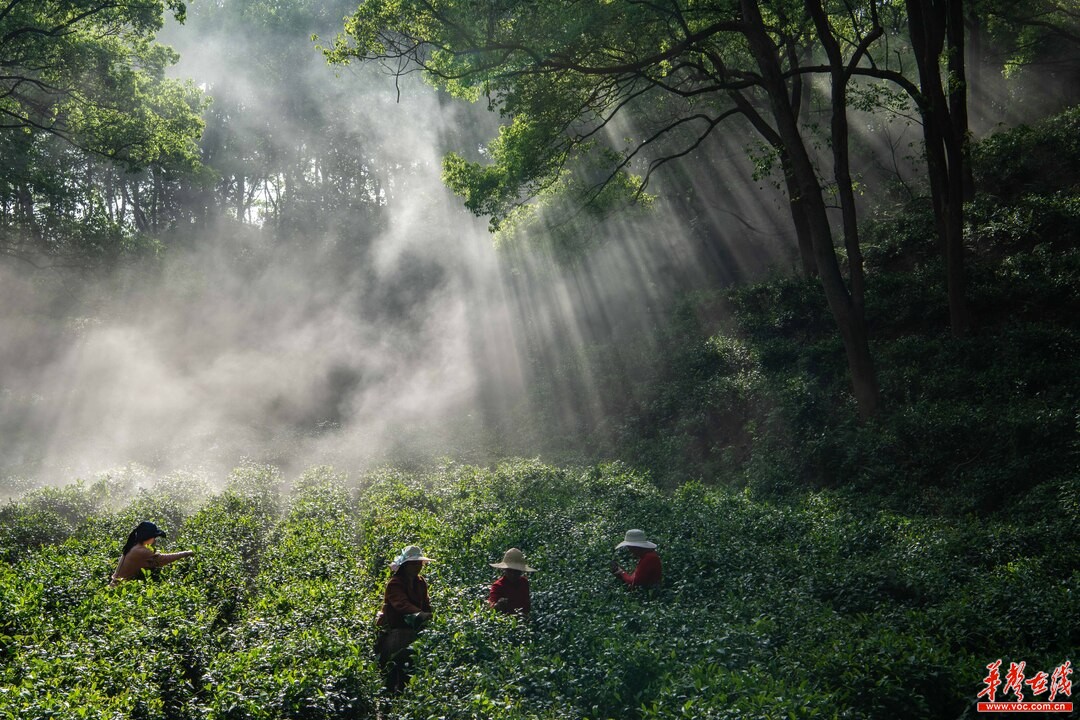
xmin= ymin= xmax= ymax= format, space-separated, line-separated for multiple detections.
xmin=146 ymin=550 xmax=195 ymax=569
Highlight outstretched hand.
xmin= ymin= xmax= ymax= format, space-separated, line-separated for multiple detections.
xmin=610 ymin=559 xmax=622 ymax=576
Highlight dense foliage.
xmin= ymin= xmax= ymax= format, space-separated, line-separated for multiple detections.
xmin=520 ymin=109 xmax=1080 ymax=520
xmin=1 ymin=458 xmax=1075 ymax=719
xmin=0 ymin=0 xmax=206 ymax=266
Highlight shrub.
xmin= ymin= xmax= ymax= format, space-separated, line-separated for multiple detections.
xmin=1 ymin=460 xmax=1077 ymax=718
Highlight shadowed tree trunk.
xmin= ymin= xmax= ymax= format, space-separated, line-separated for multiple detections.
xmin=906 ymin=0 xmax=972 ymax=337
xmin=727 ymin=91 xmax=818 ymax=277
xmin=236 ymin=174 xmax=246 ymax=223
xmin=743 ymin=0 xmax=880 ymax=418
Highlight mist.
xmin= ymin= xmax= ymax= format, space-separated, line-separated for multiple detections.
xmin=0 ymin=8 xmax=802 ymax=491
xmin=3 ymin=0 xmax=1066 ymax=493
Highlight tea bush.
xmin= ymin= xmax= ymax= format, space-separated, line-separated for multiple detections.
xmin=1 ymin=459 xmax=1075 ymax=719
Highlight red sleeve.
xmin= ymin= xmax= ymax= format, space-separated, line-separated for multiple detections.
xmin=488 ymin=577 xmax=504 ymax=607
xmin=521 ymin=576 xmax=531 ymax=615
xmin=132 ymin=545 xmax=181 ymax=571
xmin=148 ymin=551 xmax=191 ymax=568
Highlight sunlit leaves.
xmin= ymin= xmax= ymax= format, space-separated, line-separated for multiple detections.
xmin=0 ymin=0 xmax=207 ymax=265
xmin=0 ymin=454 xmax=1076 ymax=718
xmin=325 ymin=0 xmax=754 ymax=254
xmin=972 ymin=0 xmax=1080 ymax=77
xmin=0 ymin=0 xmax=205 ymax=168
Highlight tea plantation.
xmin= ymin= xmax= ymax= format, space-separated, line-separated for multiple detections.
xmin=1 ymin=459 xmax=1075 ymax=719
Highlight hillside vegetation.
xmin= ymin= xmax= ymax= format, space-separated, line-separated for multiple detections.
xmin=1 ymin=111 xmax=1078 ymax=719
xmin=1 ymin=458 xmax=1076 ymax=720
xmin=592 ymin=108 xmax=1080 ymax=515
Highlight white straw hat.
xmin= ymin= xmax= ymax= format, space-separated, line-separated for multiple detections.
xmin=615 ymin=529 xmax=657 ymax=550
xmin=489 ymin=547 xmax=537 ymax=572
xmin=390 ymin=545 xmax=433 ymax=571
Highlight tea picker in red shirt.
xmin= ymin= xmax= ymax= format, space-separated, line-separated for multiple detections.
xmin=488 ymin=547 xmax=536 ymax=617
xmin=375 ymin=545 xmax=434 ymax=694
xmin=611 ymin=529 xmax=662 ymax=589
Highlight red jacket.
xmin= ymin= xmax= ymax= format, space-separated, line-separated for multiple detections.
xmin=618 ymin=550 xmax=662 ymax=589
xmin=488 ymin=574 xmax=530 ymax=616
xmin=377 ymin=574 xmax=431 ymax=629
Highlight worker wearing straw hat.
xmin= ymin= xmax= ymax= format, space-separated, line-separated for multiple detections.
xmin=375 ymin=545 xmax=434 ymax=694
xmin=487 ymin=547 xmax=536 ymax=617
xmin=611 ymin=529 xmax=662 ymax=590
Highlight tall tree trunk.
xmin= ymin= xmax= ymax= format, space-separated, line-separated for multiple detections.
xmin=86 ymin=165 xmax=94 ymax=219
xmin=152 ymin=167 xmax=162 ymax=233
xmin=727 ymin=89 xmax=818 ymax=276
xmin=106 ymin=170 xmax=115 ymax=223
xmin=742 ymin=0 xmax=880 ymax=419
xmin=906 ymin=0 xmax=972 ymax=337
xmin=18 ymin=184 xmax=39 ymax=239
xmin=785 ymin=175 xmax=818 ymax=276
xmin=778 ymin=46 xmax=819 ymax=277
xmin=128 ymin=183 xmax=149 ymax=232
xmin=806 ymin=0 xmax=866 ymax=310
xmin=236 ymin=174 xmax=246 ymax=223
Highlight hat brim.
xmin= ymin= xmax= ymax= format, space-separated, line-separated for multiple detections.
xmin=136 ymin=523 xmax=166 ymax=541
xmin=489 ymin=562 xmax=537 ymax=572
xmin=390 ymin=557 xmax=433 ymax=566
xmin=616 ymin=540 xmax=657 ymax=549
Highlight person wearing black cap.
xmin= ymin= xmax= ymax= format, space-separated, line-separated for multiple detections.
xmin=109 ymin=521 xmax=194 ymax=586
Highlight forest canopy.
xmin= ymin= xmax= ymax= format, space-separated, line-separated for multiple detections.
xmin=323 ymin=0 xmax=1080 ymax=419
xmin=0 ymin=0 xmax=205 ymax=266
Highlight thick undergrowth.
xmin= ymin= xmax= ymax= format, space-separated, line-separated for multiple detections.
xmin=1 ymin=459 xmax=1076 ymax=719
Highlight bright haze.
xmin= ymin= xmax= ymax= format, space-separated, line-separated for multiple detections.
xmin=0 ymin=6 xmax=801 ymax=491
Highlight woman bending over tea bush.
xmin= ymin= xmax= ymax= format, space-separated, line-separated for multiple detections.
xmin=375 ymin=545 xmax=434 ymax=694
xmin=109 ymin=521 xmax=195 ymax=585
xmin=488 ymin=547 xmax=536 ymax=618
xmin=611 ymin=529 xmax=662 ymax=590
